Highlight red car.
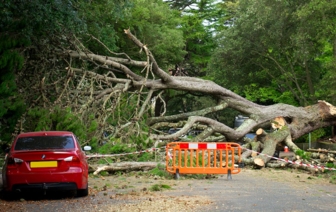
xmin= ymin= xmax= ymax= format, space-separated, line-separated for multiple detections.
xmin=2 ymin=131 xmax=91 ymax=197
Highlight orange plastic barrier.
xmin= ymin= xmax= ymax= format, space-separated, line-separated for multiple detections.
xmin=166 ymin=142 xmax=242 ymax=179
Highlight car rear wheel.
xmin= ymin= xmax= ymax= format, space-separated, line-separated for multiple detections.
xmin=77 ymin=184 xmax=88 ymax=197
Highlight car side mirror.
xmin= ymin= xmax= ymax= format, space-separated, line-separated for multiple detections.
xmin=83 ymin=146 xmax=91 ymax=151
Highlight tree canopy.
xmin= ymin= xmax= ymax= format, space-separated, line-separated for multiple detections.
xmin=209 ymin=0 xmax=336 ymax=106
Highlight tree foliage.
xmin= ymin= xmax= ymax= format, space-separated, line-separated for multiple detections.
xmin=124 ymin=0 xmax=186 ymax=67
xmin=295 ymin=0 xmax=336 ymax=104
xmin=168 ymin=0 xmax=226 ymax=76
xmin=75 ymin=0 xmax=132 ymax=53
xmin=209 ymin=0 xmax=336 ymax=106
xmin=0 ymin=0 xmax=86 ymax=143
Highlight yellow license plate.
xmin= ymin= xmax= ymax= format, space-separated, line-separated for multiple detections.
xmin=30 ymin=161 xmax=57 ymax=168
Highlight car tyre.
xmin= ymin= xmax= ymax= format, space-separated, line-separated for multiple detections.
xmin=77 ymin=184 xmax=88 ymax=197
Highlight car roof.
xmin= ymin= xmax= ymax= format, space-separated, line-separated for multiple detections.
xmin=16 ymin=131 xmax=74 ymax=138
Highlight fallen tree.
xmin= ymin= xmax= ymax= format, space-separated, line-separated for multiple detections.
xmin=17 ymin=29 xmax=336 ymax=168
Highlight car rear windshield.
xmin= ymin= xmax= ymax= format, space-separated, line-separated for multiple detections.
xmin=14 ymin=136 xmax=75 ymax=151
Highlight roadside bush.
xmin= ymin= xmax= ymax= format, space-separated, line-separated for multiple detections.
xmin=149 ymin=184 xmax=171 ymax=191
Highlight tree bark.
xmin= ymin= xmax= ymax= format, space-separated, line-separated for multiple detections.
xmin=90 ymin=162 xmax=159 ymax=175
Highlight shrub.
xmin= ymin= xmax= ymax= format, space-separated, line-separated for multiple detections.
xmin=149 ymin=184 xmax=171 ymax=191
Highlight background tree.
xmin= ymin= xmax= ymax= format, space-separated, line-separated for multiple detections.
xmin=295 ymin=0 xmax=336 ymax=105
xmin=0 ymin=0 xmax=84 ymax=144
xmin=122 ymin=0 xmax=186 ymax=67
xmin=209 ymin=0 xmax=336 ymax=107
xmin=163 ymin=0 xmax=233 ymax=124
xmin=75 ymin=0 xmax=133 ymax=53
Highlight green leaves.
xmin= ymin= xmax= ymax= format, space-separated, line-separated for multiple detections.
xmin=1 ymin=0 xmax=85 ymax=39
xmin=26 ymin=107 xmax=87 ymax=143
xmin=76 ymin=0 xmax=133 ymax=53
xmin=243 ymin=84 xmax=298 ymax=106
xmin=119 ymin=0 xmax=186 ymax=67
xmin=210 ymin=0 xmax=336 ymax=106
xmin=0 ymin=34 xmax=27 ymax=143
xmin=0 ymin=0 xmax=87 ymax=144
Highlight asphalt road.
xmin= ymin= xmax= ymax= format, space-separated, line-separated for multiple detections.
xmin=173 ymin=171 xmax=336 ymax=212
xmin=1 ymin=168 xmax=336 ymax=212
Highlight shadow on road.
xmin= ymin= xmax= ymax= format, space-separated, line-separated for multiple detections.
xmin=0 ymin=190 xmax=78 ymax=201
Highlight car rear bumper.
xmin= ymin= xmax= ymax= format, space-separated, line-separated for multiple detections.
xmin=4 ymin=168 xmax=87 ymax=191
xmin=12 ymin=182 xmax=77 ymax=192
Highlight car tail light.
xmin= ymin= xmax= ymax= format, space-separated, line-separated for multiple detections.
xmin=14 ymin=158 xmax=24 ymax=163
xmin=64 ymin=156 xmax=80 ymax=162
xmin=7 ymin=157 xmax=24 ymax=166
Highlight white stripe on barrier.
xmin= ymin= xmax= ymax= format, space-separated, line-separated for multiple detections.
xmin=207 ymin=143 xmax=217 ymax=149
xmin=189 ymin=143 xmax=198 ymax=149
xmin=180 ymin=143 xmax=230 ymax=149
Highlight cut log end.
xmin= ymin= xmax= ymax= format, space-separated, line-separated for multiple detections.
xmin=254 ymin=158 xmax=265 ymax=167
xmin=256 ymin=128 xmax=267 ymax=136
xmin=271 ymin=117 xmax=286 ymax=130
